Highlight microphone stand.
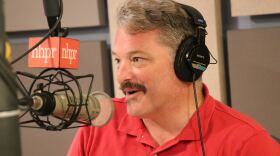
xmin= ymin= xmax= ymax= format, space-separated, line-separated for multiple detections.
xmin=0 ymin=0 xmax=21 ymax=155
xmin=0 ymin=78 xmax=21 ymax=156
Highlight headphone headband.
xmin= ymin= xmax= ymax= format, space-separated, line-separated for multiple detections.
xmin=181 ymin=5 xmax=207 ymax=44
xmin=181 ymin=5 xmax=207 ymax=28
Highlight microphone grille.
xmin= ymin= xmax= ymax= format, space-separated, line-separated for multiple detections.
xmin=90 ymin=91 xmax=114 ymax=127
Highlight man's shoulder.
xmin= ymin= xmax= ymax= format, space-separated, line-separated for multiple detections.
xmin=214 ymin=100 xmax=265 ymax=130
xmin=212 ymin=99 xmax=266 ymax=134
xmin=208 ymin=99 xmax=280 ymax=155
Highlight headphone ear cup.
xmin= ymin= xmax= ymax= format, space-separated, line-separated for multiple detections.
xmin=189 ymin=44 xmax=210 ymax=79
xmin=174 ymin=37 xmax=196 ymax=82
xmin=174 ymin=37 xmax=210 ymax=82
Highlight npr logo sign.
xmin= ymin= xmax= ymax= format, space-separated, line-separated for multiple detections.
xmin=28 ymin=37 xmax=79 ymax=69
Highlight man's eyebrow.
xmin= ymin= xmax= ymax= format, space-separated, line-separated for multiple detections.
xmin=111 ymin=50 xmax=147 ymax=56
xmin=129 ymin=50 xmax=146 ymax=55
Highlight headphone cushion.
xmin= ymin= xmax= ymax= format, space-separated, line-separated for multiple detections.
xmin=174 ymin=36 xmax=210 ymax=82
xmin=174 ymin=36 xmax=196 ymax=82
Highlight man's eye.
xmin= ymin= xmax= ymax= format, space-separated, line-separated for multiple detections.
xmin=114 ymin=58 xmax=120 ymax=64
xmin=131 ymin=57 xmax=148 ymax=67
xmin=132 ymin=57 xmax=141 ymax=62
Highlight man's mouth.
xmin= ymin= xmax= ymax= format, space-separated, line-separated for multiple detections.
xmin=120 ymin=81 xmax=147 ymax=96
xmin=123 ymin=88 xmax=142 ymax=96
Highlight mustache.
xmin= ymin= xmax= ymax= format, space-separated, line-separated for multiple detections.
xmin=120 ymin=81 xmax=147 ymax=93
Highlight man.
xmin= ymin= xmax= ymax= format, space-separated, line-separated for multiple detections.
xmin=68 ymin=0 xmax=280 ymax=155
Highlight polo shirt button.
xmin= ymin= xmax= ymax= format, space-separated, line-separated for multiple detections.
xmin=141 ymin=135 xmax=144 ymax=138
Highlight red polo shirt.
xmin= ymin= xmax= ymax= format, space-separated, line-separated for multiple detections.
xmin=68 ymin=85 xmax=280 ymax=156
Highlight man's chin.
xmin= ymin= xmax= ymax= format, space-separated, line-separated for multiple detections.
xmin=125 ymin=95 xmax=149 ymax=117
xmin=126 ymin=103 xmax=144 ymax=117
xmin=127 ymin=111 xmax=140 ymax=117
xmin=126 ymin=105 xmax=139 ymax=116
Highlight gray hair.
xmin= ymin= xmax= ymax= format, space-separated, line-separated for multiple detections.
xmin=117 ymin=0 xmax=196 ymax=58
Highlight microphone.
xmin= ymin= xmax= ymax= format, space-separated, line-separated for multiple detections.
xmin=16 ymin=68 xmax=113 ymax=130
xmin=43 ymin=0 xmax=60 ymax=17
xmin=30 ymin=91 xmax=114 ymax=127
xmin=42 ymin=0 xmax=61 ymax=36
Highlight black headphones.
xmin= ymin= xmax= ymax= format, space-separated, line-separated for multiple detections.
xmin=174 ymin=5 xmax=210 ymax=82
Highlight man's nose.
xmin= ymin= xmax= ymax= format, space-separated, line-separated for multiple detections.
xmin=116 ymin=61 xmax=133 ymax=84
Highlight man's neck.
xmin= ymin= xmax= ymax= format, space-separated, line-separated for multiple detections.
xmin=142 ymin=84 xmax=205 ymax=146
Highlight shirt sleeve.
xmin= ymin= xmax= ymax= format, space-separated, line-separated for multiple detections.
xmin=240 ymin=131 xmax=280 ymax=156
xmin=67 ymin=127 xmax=93 ymax=156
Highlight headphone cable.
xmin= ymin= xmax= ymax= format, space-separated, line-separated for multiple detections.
xmin=192 ymin=74 xmax=206 ymax=156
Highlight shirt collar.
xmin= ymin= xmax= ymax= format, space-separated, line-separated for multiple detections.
xmin=118 ymin=112 xmax=143 ymax=136
xmin=118 ymin=84 xmax=216 ymax=141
